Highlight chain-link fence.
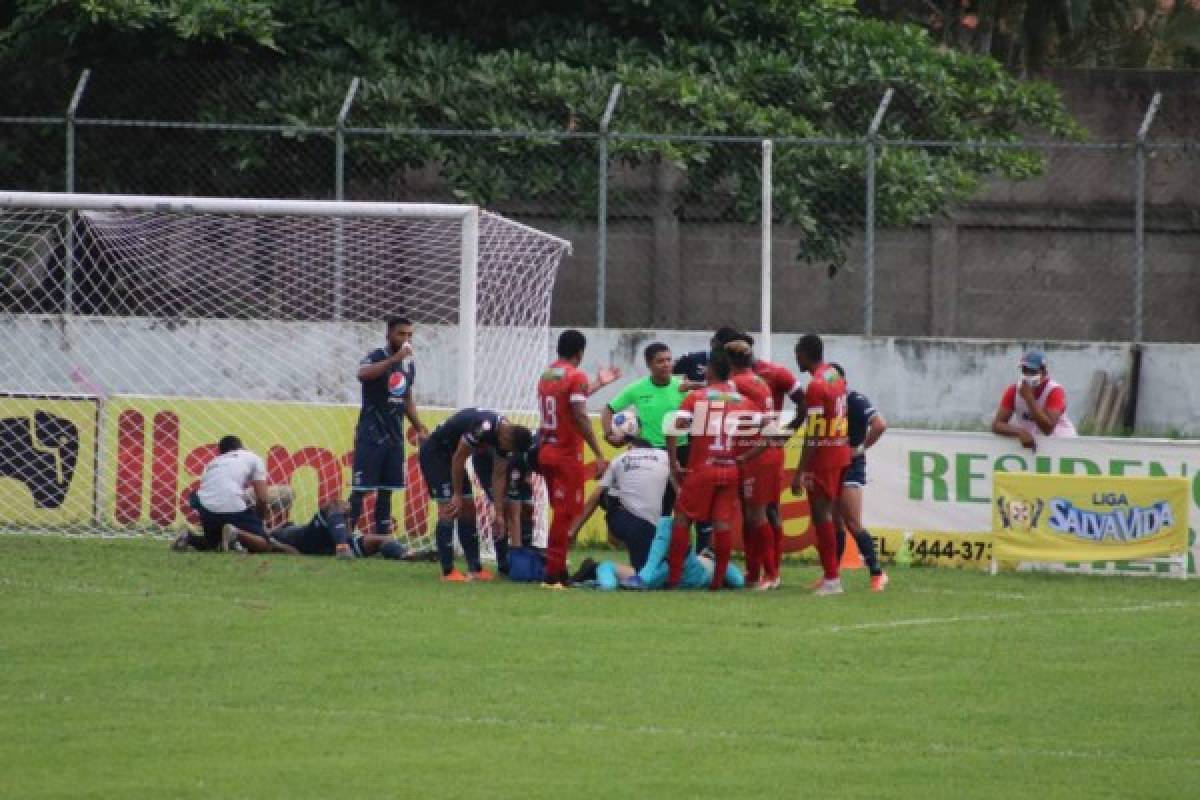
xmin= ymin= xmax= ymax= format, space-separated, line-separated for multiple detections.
xmin=2 ymin=68 xmax=1197 ymax=342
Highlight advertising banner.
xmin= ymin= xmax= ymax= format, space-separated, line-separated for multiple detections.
xmin=992 ymin=473 xmax=1189 ymax=563
xmin=861 ymin=429 xmax=1200 ymax=575
xmin=0 ymin=394 xmax=98 ymax=527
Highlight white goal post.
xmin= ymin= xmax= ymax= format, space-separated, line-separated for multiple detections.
xmin=0 ymin=191 xmax=571 ymax=547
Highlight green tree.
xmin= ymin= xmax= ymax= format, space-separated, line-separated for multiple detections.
xmin=2 ymin=0 xmax=1082 ymax=272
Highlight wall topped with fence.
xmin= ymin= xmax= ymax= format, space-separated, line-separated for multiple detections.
xmin=2 ymin=67 xmax=1197 ymax=342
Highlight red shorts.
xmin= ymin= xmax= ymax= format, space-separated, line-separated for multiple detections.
xmin=538 ymin=452 xmax=586 ymax=519
xmin=740 ymin=449 xmax=785 ymax=505
xmin=676 ymin=465 xmax=740 ymax=524
xmin=807 ymin=466 xmax=845 ymax=503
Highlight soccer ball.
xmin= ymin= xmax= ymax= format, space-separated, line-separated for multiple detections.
xmin=611 ymin=411 xmax=639 ymax=439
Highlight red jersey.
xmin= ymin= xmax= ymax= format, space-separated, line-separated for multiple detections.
xmin=752 ymin=359 xmax=802 ymax=414
xmin=537 ymin=359 xmax=589 ymax=458
xmin=803 ymin=362 xmax=851 ymax=471
xmin=731 ymin=369 xmax=773 ymax=413
xmin=676 ymin=380 xmax=757 ymax=470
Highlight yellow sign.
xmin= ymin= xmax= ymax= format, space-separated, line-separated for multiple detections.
xmin=0 ymin=395 xmax=98 ymax=526
xmin=993 ymin=473 xmax=1190 ymax=563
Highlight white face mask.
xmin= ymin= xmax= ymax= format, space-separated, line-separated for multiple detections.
xmin=1020 ymin=371 xmax=1042 ymax=387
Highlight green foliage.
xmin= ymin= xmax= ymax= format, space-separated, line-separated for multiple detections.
xmin=1 ymin=0 xmax=1084 ymax=271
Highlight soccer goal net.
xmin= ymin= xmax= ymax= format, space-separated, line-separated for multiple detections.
xmin=0 ymin=191 xmax=569 ymax=553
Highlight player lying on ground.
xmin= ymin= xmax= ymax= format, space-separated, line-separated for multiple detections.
xmin=236 ymin=499 xmax=416 ymax=559
xmin=565 ymin=413 xmax=670 ymax=573
xmin=570 ymin=517 xmax=745 ymax=591
xmin=665 ymin=347 xmax=756 ymax=589
xmin=471 ymin=438 xmax=537 ymax=575
xmin=419 ymin=408 xmax=533 ymax=581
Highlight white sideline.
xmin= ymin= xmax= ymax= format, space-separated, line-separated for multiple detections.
xmin=827 ymin=600 xmax=1193 ymax=633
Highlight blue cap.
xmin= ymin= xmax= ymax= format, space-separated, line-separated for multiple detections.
xmin=1019 ymin=351 xmax=1046 ymax=371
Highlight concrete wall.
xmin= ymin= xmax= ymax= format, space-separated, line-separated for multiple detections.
xmin=6 ymin=316 xmax=1198 ymax=434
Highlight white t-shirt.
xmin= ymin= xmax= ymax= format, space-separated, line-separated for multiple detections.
xmin=599 ymin=447 xmax=670 ymax=526
xmin=196 ymin=449 xmax=267 ymax=513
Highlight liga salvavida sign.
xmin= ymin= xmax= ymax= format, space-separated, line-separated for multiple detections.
xmin=993 ymin=474 xmax=1189 ymax=564
xmin=862 ymin=429 xmax=1200 ymax=576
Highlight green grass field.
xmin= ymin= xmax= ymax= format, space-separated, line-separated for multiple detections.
xmin=2 ymin=536 xmax=1198 ymax=799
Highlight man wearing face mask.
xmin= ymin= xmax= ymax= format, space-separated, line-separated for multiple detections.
xmin=992 ymin=351 xmax=1077 ymax=451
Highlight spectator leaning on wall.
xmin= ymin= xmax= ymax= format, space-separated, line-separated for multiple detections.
xmin=991 ymin=351 xmax=1077 ymax=450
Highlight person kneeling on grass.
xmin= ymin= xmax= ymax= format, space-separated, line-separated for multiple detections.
xmin=570 ymin=517 xmax=745 ymax=591
xmin=564 ymin=414 xmax=670 ymax=575
xmin=172 ymin=435 xmax=271 ymax=553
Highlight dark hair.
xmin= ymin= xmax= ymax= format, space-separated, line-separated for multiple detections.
xmin=713 ymin=326 xmax=743 ymax=345
xmin=795 ymin=333 xmax=824 ymax=362
xmin=830 ymin=362 xmax=845 ymax=379
xmin=387 ymin=316 xmax=413 ymax=330
xmin=508 ymin=424 xmax=534 ymax=453
xmin=557 ymin=329 xmax=587 ymax=359
xmin=643 ymin=342 xmax=670 ymax=365
xmin=708 ymin=347 xmax=732 ymax=381
xmin=218 ymin=435 xmax=242 ymax=454
xmin=725 ymin=340 xmax=754 ymax=369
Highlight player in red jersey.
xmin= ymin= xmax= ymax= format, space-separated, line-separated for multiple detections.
xmin=788 ymin=333 xmax=852 ymax=596
xmin=723 ymin=339 xmax=784 ymax=590
xmin=664 ymin=348 xmax=757 ymax=590
xmin=745 ymin=339 xmax=805 ymax=584
xmin=537 ymin=329 xmax=610 ymax=587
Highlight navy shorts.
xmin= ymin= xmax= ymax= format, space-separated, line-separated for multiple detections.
xmin=842 ymin=454 xmax=867 ymax=488
xmin=607 ymin=505 xmax=656 ymax=572
xmin=351 ymin=430 xmax=405 ymax=491
xmin=190 ymin=494 xmax=266 ymax=549
xmin=418 ymin=440 xmax=473 ymax=503
xmin=472 ymin=446 xmax=537 ymax=505
xmin=273 ymin=522 xmax=333 ymax=556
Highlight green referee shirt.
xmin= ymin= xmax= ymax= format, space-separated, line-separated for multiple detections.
xmin=606 ymin=375 xmax=686 ymax=448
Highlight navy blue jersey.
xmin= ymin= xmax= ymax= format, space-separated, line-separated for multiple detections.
xmin=356 ymin=347 xmax=415 ymax=442
xmin=846 ymin=389 xmax=877 ymax=449
xmin=430 ymin=408 xmax=504 ymax=454
xmin=672 ymin=350 xmax=709 ymax=383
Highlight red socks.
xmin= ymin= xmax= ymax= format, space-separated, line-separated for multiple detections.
xmin=815 ymin=519 xmax=839 ymax=580
xmin=743 ymin=521 xmax=761 ymax=583
xmin=710 ymin=528 xmax=732 ymax=589
xmin=667 ymin=519 xmax=691 ymax=587
xmin=756 ymin=521 xmax=777 ymax=581
xmin=545 ymin=514 xmax=570 ymax=579
xmin=771 ymin=518 xmax=785 ymax=576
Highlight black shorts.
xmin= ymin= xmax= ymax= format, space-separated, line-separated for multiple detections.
xmin=273 ymin=521 xmax=334 ymax=556
xmin=191 ymin=495 xmax=266 ymax=549
xmin=351 ymin=428 xmax=405 ymax=491
xmin=418 ymin=440 xmax=473 ymax=503
xmin=472 ymin=445 xmax=537 ymax=505
xmin=607 ymin=505 xmax=656 ymax=572
xmin=842 ymin=454 xmax=867 ymax=488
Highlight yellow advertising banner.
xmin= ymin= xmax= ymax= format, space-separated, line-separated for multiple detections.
xmin=993 ymin=473 xmax=1190 ymax=563
xmin=0 ymin=394 xmax=98 ymax=526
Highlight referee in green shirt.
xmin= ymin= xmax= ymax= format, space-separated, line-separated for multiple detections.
xmin=603 ymin=342 xmax=700 ymax=540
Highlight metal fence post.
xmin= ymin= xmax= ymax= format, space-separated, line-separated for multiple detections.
xmin=760 ymin=139 xmax=773 ymax=361
xmin=334 ymin=77 xmax=360 ymax=321
xmin=863 ymin=88 xmax=893 ymax=337
xmin=1134 ymin=91 xmax=1161 ymax=344
xmin=597 ymin=83 xmax=622 ymax=328
xmin=64 ymin=68 xmax=91 ymax=315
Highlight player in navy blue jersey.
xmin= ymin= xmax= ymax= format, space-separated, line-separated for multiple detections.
xmin=830 ymin=363 xmax=889 ymax=592
xmin=471 ymin=439 xmax=538 ymax=575
xmin=349 ymin=317 xmax=429 ymax=550
xmin=418 ymin=408 xmax=533 ymax=581
xmin=238 ymin=500 xmax=416 ymax=560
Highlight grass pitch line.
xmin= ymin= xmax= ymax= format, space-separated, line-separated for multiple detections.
xmin=827 ymin=600 xmax=1193 ymax=633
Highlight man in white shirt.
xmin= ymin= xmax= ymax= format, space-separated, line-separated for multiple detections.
xmin=173 ymin=435 xmax=270 ymax=552
xmin=566 ymin=418 xmax=670 ymax=572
